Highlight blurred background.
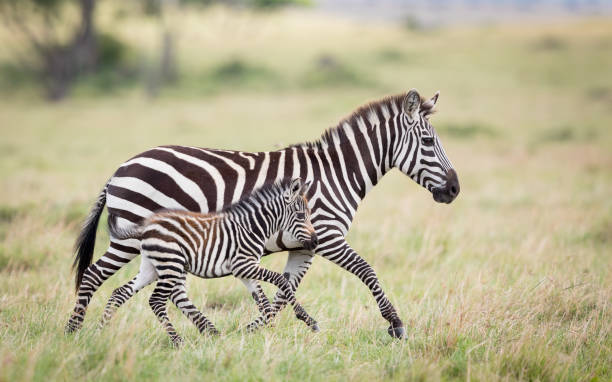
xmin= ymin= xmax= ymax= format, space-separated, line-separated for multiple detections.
xmin=0 ymin=0 xmax=611 ymax=380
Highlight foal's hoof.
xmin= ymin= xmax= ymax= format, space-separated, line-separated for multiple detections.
xmin=311 ymin=323 xmax=320 ymax=332
xmin=64 ymin=321 xmax=80 ymax=335
xmin=171 ymin=336 xmax=184 ymax=348
xmin=208 ymin=328 xmax=220 ymax=336
xmin=387 ymin=325 xmax=405 ymax=339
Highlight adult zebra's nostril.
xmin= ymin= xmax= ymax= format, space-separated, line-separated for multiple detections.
xmin=450 ymin=185 xmax=458 ymax=196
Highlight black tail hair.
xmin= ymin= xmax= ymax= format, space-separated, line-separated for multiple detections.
xmin=107 ymin=214 xmax=141 ymax=241
xmin=72 ymin=184 xmax=107 ymax=293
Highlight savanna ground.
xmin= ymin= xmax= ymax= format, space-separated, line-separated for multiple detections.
xmin=1 ymin=5 xmax=611 ymax=381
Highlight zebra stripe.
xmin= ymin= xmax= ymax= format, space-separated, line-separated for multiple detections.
xmin=66 ymin=89 xmax=460 ymax=338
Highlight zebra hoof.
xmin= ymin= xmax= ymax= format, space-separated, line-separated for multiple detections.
xmin=171 ymin=336 xmax=184 ymax=348
xmin=311 ymin=323 xmax=320 ymax=332
xmin=64 ymin=321 xmax=80 ymax=335
xmin=387 ymin=325 xmax=405 ymax=339
xmin=208 ymin=328 xmax=220 ymax=336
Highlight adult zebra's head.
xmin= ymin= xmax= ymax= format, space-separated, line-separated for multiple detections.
xmin=394 ymin=89 xmax=460 ymax=204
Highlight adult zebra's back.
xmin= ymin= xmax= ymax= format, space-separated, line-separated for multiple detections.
xmin=67 ymin=89 xmax=460 ymax=338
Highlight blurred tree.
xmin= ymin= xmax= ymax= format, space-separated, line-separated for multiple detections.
xmin=0 ymin=0 xmax=309 ymax=100
xmin=0 ymin=0 xmax=98 ymax=100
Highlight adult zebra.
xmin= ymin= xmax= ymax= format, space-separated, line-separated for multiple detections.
xmin=66 ymin=89 xmax=460 ymax=338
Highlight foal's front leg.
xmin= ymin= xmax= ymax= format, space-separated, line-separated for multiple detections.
xmin=234 ymin=262 xmax=319 ymax=332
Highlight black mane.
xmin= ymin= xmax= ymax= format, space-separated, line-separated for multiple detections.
xmin=291 ymin=92 xmax=435 ymax=150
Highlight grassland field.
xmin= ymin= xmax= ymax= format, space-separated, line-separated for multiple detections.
xmin=0 ymin=5 xmax=611 ymax=381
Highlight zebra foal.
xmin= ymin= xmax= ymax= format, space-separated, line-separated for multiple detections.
xmin=102 ymin=178 xmax=318 ymax=345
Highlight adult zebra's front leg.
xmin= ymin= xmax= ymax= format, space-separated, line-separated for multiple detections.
xmin=65 ymin=239 xmax=139 ymax=333
xmin=320 ymin=239 xmax=405 ymax=339
xmin=244 ymin=250 xmax=314 ymax=331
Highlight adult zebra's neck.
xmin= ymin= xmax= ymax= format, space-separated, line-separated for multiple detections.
xmin=290 ymin=94 xmax=404 ymax=208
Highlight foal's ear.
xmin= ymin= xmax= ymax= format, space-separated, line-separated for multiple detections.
xmin=301 ymin=180 xmax=313 ymax=195
xmin=285 ymin=178 xmax=303 ymax=202
xmin=402 ymin=89 xmax=421 ymax=118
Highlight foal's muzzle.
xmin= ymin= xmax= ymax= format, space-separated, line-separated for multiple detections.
xmin=432 ymin=169 xmax=460 ymax=204
xmin=302 ymin=233 xmax=319 ymax=251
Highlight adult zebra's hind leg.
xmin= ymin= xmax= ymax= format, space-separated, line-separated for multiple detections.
xmin=245 ymin=250 xmax=314 ymax=331
xmin=65 ymin=241 xmax=139 ymax=333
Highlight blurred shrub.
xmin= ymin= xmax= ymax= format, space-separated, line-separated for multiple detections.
xmin=97 ymin=32 xmax=127 ymax=69
xmin=403 ymin=14 xmax=424 ymax=32
xmin=586 ymin=86 xmax=611 ymax=102
xmin=377 ymin=48 xmax=404 ymax=63
xmin=209 ymin=57 xmax=277 ymax=86
xmin=0 ymin=63 xmax=38 ymax=90
xmin=436 ymin=122 xmax=498 ymax=139
xmin=0 ymin=205 xmax=19 ymax=226
xmin=531 ymin=36 xmax=567 ymax=51
xmin=249 ymin=0 xmax=310 ymax=8
xmin=70 ymin=32 xmax=139 ymax=96
xmin=535 ymin=126 xmax=574 ymax=142
xmin=170 ymin=57 xmax=281 ymax=95
xmin=530 ymin=125 xmax=598 ymax=146
xmin=301 ymin=54 xmax=366 ymax=88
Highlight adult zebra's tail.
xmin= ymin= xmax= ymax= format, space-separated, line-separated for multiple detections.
xmin=73 ymin=183 xmax=108 ymax=292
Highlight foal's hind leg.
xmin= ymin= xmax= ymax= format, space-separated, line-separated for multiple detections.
xmin=169 ymin=278 xmax=219 ymax=336
xmin=240 ymin=279 xmax=274 ymax=331
xmin=149 ymin=279 xmax=183 ymax=346
xmin=100 ymin=258 xmax=157 ymax=327
xmin=233 ymin=262 xmax=318 ymax=332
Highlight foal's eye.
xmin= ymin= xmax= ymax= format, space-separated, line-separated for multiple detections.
xmin=296 ymin=212 xmax=305 ymax=220
xmin=422 ymin=137 xmax=434 ymax=146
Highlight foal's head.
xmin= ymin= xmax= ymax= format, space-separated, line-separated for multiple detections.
xmin=281 ymin=178 xmax=318 ymax=250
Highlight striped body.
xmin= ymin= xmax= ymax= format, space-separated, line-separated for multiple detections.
xmin=103 ymin=179 xmax=318 ymax=344
xmin=142 ymin=212 xmax=235 ymax=279
xmin=67 ymin=89 xmax=460 ymax=338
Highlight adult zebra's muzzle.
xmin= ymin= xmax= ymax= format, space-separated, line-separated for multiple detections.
xmin=432 ymin=169 xmax=460 ymax=204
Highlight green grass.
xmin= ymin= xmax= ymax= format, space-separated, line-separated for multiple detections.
xmin=0 ymin=6 xmax=611 ymax=381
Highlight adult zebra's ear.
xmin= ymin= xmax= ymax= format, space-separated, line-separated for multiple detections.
xmin=421 ymin=91 xmax=440 ymax=116
xmin=402 ymin=89 xmax=421 ymax=118
xmin=285 ymin=178 xmax=304 ymax=202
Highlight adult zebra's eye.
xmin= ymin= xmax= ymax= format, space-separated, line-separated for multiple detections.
xmin=422 ymin=137 xmax=434 ymax=146
xmin=296 ymin=212 xmax=305 ymax=220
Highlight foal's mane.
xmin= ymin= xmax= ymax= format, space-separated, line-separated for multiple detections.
xmin=221 ymin=178 xmax=292 ymax=213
